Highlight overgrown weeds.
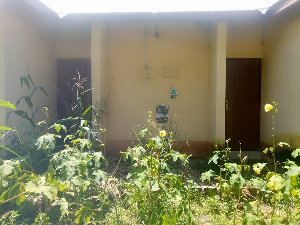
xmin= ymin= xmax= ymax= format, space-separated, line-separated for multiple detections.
xmin=0 ymin=77 xmax=300 ymax=224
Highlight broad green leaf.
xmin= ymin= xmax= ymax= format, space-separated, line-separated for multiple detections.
xmin=50 ymin=123 xmax=67 ymax=134
xmin=16 ymin=194 xmax=26 ymax=205
xmin=263 ymin=148 xmax=269 ymax=154
xmin=74 ymin=207 xmax=83 ymax=224
xmin=291 ymin=149 xmax=300 ymax=158
xmin=151 ymin=182 xmax=160 ymax=191
xmin=93 ymin=170 xmax=107 ymax=181
xmin=225 ymin=163 xmax=239 ymax=173
xmin=251 ymin=178 xmax=265 ymax=190
xmin=26 ymin=75 xmax=34 ymax=86
xmin=36 ymin=134 xmax=59 ymax=151
xmin=243 ymin=213 xmax=262 ymax=225
xmin=0 ymin=160 xmax=18 ymax=179
xmin=208 ymin=154 xmax=219 ymax=164
xmin=0 ymin=99 xmax=15 ymax=109
xmin=135 ymin=146 xmax=146 ymax=157
xmin=139 ymin=128 xmax=148 ymax=138
xmin=16 ymin=96 xmax=33 ymax=108
xmin=253 ymin=163 xmax=267 ymax=175
xmin=229 ymin=173 xmax=246 ymax=187
xmin=20 ymin=76 xmax=30 ymax=89
xmin=30 ymin=86 xmax=48 ymax=97
xmin=8 ymin=110 xmax=34 ymax=127
xmin=266 ymin=171 xmax=275 ymax=180
xmin=59 ymin=198 xmax=69 ymax=219
xmin=277 ymin=142 xmax=290 ymax=148
xmin=267 ymin=174 xmax=283 ymax=191
xmin=64 ymin=135 xmax=75 ymax=143
xmin=201 ymin=170 xmax=215 ymax=182
xmin=94 ymin=152 xmax=104 ymax=167
xmin=72 ymin=138 xmax=92 ymax=150
xmin=25 ymin=177 xmax=57 ymax=200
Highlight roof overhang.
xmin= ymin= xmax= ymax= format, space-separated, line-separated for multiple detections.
xmin=21 ymin=0 xmax=59 ymax=19
xmin=266 ymin=0 xmax=300 ymax=17
xmin=60 ymin=10 xmax=264 ymax=22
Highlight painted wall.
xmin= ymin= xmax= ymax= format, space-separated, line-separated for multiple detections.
xmin=261 ymin=5 xmax=300 ymax=148
xmin=109 ymin=22 xmax=210 ymax=139
xmin=56 ymin=22 xmax=91 ymax=58
xmin=2 ymin=0 xmax=57 ymax=128
xmin=0 ymin=1 xmax=6 ymax=127
xmin=227 ymin=21 xmax=263 ymax=58
xmin=91 ymin=22 xmax=211 ymax=155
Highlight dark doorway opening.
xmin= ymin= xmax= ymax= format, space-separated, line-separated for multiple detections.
xmin=225 ymin=58 xmax=261 ymax=151
xmin=57 ymin=58 xmax=91 ymax=120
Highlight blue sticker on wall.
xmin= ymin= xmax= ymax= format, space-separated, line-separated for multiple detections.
xmin=171 ymin=86 xmax=178 ymax=99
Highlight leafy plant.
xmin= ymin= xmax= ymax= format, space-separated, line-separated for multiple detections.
xmin=56 ymin=72 xmax=104 ymax=152
xmin=122 ymin=112 xmax=197 ymax=224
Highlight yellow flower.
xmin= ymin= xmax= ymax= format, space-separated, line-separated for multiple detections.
xmin=267 ymin=174 xmax=283 ymax=191
xmin=264 ymin=103 xmax=274 ymax=112
xmin=253 ymin=167 xmax=261 ymax=175
xmin=291 ymin=189 xmax=300 ymax=196
xmin=159 ymin=130 xmax=166 ymax=138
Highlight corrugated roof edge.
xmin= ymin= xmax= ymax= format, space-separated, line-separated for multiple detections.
xmin=265 ymin=0 xmax=300 ymax=17
xmin=60 ymin=10 xmax=264 ymax=22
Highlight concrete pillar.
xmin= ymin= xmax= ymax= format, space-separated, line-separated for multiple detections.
xmin=91 ymin=22 xmax=107 ymax=105
xmin=209 ymin=21 xmax=227 ymax=144
xmin=0 ymin=3 xmax=6 ymax=127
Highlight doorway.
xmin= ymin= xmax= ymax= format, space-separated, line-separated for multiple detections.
xmin=57 ymin=58 xmax=91 ymax=120
xmin=225 ymin=58 xmax=261 ymax=151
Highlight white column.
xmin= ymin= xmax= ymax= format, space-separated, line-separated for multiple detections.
xmin=0 ymin=3 xmax=6 ymax=127
xmin=91 ymin=22 xmax=107 ymax=105
xmin=209 ymin=21 xmax=227 ymax=144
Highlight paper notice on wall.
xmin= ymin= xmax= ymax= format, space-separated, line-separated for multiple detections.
xmin=156 ymin=105 xmax=168 ymax=123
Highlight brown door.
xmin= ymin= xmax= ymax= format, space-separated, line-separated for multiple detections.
xmin=226 ymin=59 xmax=261 ymax=151
xmin=57 ymin=59 xmax=91 ymax=120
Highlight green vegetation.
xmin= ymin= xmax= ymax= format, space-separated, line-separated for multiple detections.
xmin=0 ymin=77 xmax=299 ymax=224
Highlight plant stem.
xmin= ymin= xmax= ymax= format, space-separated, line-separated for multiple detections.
xmin=147 ymin=147 xmax=153 ymax=225
xmin=272 ymin=109 xmax=276 ymax=173
xmin=113 ymin=199 xmax=120 ymax=225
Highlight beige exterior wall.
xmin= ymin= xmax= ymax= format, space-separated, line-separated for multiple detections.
xmin=209 ymin=22 xmax=227 ymax=144
xmin=91 ymin=23 xmax=107 ymax=105
xmin=91 ymin=22 xmax=211 ymax=153
xmin=0 ymin=2 xmax=5 ymax=126
xmin=2 ymin=0 xmax=57 ymax=127
xmin=227 ymin=21 xmax=263 ymax=58
xmin=261 ymin=6 xmax=300 ymax=147
xmin=56 ymin=22 xmax=91 ymax=58
xmin=5 ymin=0 xmax=300 ymax=156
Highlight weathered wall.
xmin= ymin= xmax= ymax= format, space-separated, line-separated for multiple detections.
xmin=2 ymin=0 xmax=57 ymax=128
xmin=261 ymin=5 xmax=300 ymax=148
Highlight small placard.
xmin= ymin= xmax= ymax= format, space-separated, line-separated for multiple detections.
xmin=156 ymin=105 xmax=168 ymax=123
